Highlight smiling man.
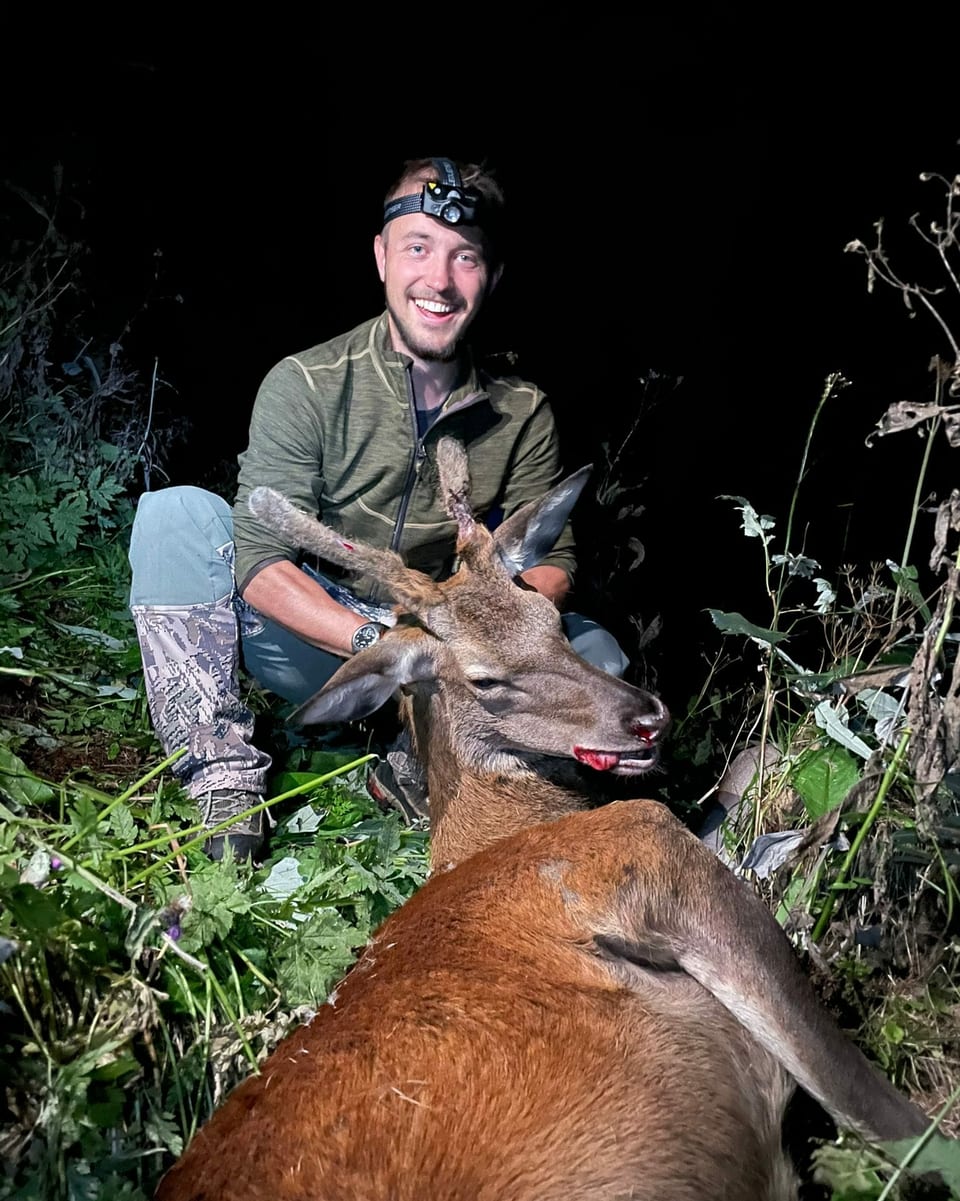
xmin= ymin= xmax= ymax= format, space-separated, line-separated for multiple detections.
xmin=376 ymin=203 xmax=493 ymax=367
xmin=128 ymin=157 xmax=626 ymax=860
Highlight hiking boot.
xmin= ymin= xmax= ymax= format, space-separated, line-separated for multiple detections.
xmin=198 ymin=790 xmax=270 ymax=861
xmin=367 ymin=748 xmax=429 ymax=823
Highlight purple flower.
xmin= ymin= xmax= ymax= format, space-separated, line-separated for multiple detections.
xmin=166 ymin=925 xmax=181 ymax=942
xmin=50 ymin=857 xmax=63 ymax=871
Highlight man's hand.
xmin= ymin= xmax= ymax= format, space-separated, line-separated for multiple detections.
xmin=519 ymin=565 xmax=570 ymax=609
xmin=241 ymin=561 xmax=369 ymax=657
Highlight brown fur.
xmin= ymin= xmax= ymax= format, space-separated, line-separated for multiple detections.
xmin=157 ymin=802 xmax=925 ymax=1201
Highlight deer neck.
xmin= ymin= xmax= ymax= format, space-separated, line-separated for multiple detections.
xmin=405 ymin=696 xmax=600 ymax=867
xmin=402 ymin=688 xmax=614 ymax=868
xmin=425 ymin=762 xmax=592 ymax=869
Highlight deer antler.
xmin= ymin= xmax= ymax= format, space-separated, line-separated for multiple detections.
xmin=247 ymin=487 xmax=442 ymax=611
xmin=435 ymin=436 xmax=476 ymax=540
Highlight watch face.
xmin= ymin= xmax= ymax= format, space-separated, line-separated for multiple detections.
xmin=352 ymin=623 xmax=382 ymax=653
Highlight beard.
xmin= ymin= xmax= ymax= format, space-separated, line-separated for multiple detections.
xmin=387 ymin=299 xmax=463 ymax=363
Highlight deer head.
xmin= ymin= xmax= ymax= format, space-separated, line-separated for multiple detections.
xmin=249 ymin=439 xmax=669 ymax=862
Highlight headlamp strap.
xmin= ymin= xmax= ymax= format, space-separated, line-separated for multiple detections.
xmin=431 ymin=158 xmax=462 ymax=189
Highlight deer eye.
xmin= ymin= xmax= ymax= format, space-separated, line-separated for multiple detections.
xmin=467 ymin=676 xmax=504 ymax=691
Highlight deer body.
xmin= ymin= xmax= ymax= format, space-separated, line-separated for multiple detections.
xmin=161 ymin=803 xmax=803 ymax=1201
xmin=156 ymin=441 xmax=926 ymax=1201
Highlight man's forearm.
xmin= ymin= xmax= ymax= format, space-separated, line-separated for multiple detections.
xmin=241 ymin=560 xmax=369 ymax=657
xmin=520 ymin=564 xmax=570 ymax=608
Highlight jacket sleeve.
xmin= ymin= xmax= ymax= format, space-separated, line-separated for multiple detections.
xmin=231 ymin=358 xmax=327 ymax=592
xmin=499 ymin=391 xmax=578 ymax=583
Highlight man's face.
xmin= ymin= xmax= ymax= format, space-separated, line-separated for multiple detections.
xmin=374 ymin=213 xmax=501 ymax=364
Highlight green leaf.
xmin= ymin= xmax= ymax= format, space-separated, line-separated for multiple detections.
xmin=272 ymin=753 xmax=370 ymax=795
xmin=720 ymin=495 xmax=776 ymax=541
xmin=178 ymin=858 xmax=253 ymax=952
xmin=17 ymin=508 xmax=55 ymax=549
xmin=886 ymin=560 xmax=932 ymax=624
xmin=707 ymin=610 xmax=788 ymax=647
xmin=48 ymin=620 xmax=126 ymax=651
xmin=107 ymin=804 xmax=139 ymax=847
xmin=90 ymin=1054 xmax=140 ymax=1083
xmin=881 ymin=1132 xmax=960 ymax=1190
xmin=3 ymin=882 xmax=68 ymax=935
xmin=260 ymin=856 xmax=305 ymax=902
xmin=771 ymin=552 xmax=820 ymax=578
xmin=274 ymin=907 xmax=364 ymax=1005
xmin=67 ymin=794 xmax=105 ymax=842
xmin=49 ymin=492 xmax=89 ymax=549
xmin=0 ymin=744 xmax=55 ymax=808
xmin=812 ymin=577 xmax=836 ymax=613
xmin=143 ymin=1108 xmax=184 ymax=1157
xmin=283 ymin=803 xmax=326 ymax=834
xmin=813 ymin=701 xmax=874 ymax=760
xmin=87 ymin=1083 xmax=126 ymax=1128
xmin=791 ymin=745 xmax=861 ymax=818
xmin=811 ymin=1142 xmax=884 ymax=1196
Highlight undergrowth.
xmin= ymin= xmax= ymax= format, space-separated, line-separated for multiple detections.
xmin=0 ymin=749 xmax=428 ymax=1200
xmin=656 ymin=169 xmax=960 ymax=1198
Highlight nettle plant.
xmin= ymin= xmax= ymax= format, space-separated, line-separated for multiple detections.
xmin=0 ymin=746 xmax=429 ymax=1201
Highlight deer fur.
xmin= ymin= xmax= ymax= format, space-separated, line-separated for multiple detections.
xmin=156 ymin=439 xmax=927 ymax=1201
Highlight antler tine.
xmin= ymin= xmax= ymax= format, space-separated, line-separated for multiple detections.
xmin=248 ymin=488 xmax=439 ymax=609
xmin=436 ymin=437 xmax=476 ymax=538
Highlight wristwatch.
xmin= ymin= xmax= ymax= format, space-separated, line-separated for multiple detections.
xmin=351 ymin=622 xmax=386 ymax=654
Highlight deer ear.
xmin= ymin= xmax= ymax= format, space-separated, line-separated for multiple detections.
xmin=290 ymin=638 xmax=436 ymax=727
xmin=493 ymin=466 xmax=592 ymax=575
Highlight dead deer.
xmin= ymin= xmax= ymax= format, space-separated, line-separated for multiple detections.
xmin=156 ymin=439 xmax=927 ymax=1201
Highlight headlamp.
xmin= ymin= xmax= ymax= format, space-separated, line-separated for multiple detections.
xmin=383 ymin=158 xmax=482 ymax=228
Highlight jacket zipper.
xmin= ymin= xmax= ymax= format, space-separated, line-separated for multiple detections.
xmin=390 ymin=367 xmax=425 ymax=553
xmin=390 ymin=366 xmax=487 ymax=554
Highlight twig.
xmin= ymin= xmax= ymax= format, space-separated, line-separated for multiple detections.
xmin=135 ymin=356 xmax=159 ymax=491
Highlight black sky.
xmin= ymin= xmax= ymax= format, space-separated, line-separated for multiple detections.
xmin=5 ymin=12 xmax=958 ymax=698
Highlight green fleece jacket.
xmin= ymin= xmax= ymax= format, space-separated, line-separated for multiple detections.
xmin=232 ymin=314 xmax=576 ymax=597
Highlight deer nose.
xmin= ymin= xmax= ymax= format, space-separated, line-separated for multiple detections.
xmin=630 ymin=698 xmax=670 ymax=744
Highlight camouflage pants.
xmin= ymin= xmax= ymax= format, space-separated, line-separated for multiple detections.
xmin=128 ymin=486 xmax=391 ymax=797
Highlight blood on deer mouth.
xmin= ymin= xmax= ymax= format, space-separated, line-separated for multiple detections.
xmin=573 ymin=746 xmax=660 ymax=773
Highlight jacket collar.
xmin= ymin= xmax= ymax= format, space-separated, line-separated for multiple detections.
xmin=371 ymin=312 xmax=488 ymax=413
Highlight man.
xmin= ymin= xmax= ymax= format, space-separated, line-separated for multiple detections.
xmin=129 ymin=157 xmax=626 ymax=860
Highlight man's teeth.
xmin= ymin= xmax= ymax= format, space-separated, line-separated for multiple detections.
xmin=414 ymin=299 xmax=454 ymax=314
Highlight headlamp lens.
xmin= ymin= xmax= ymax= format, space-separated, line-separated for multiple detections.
xmin=384 ymin=173 xmax=481 ymax=228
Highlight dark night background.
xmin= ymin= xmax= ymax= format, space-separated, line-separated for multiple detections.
xmin=4 ymin=12 xmax=958 ymax=707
